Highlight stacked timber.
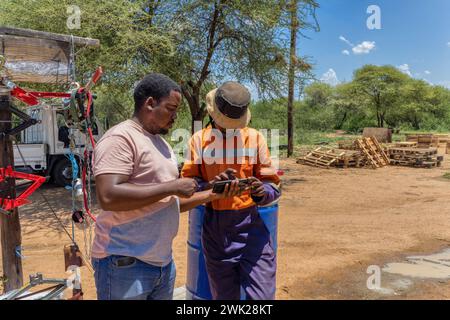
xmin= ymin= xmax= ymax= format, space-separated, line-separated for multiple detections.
xmin=296 ymin=147 xmax=344 ymax=169
xmin=435 ymin=134 xmax=450 ymax=149
xmin=338 ymin=140 xmax=358 ymax=150
xmin=355 ymin=137 xmax=390 ymax=168
xmin=387 ymin=147 xmax=443 ymax=168
xmin=334 ymin=150 xmax=367 ymax=168
xmin=395 ymin=141 xmax=418 ymax=148
xmin=298 ymin=136 xmax=444 ymax=169
xmin=435 ymin=134 xmax=449 ymax=145
xmin=296 ymin=147 xmax=366 ymax=169
xmin=405 ymin=134 xmax=440 ymax=148
xmin=418 ymin=134 xmax=435 ymax=148
xmin=297 ymin=137 xmax=387 ymax=169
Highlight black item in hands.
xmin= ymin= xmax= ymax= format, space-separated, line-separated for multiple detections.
xmin=212 ymin=179 xmax=250 ymax=194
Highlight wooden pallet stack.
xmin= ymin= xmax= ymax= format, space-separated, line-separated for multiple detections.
xmin=296 ymin=147 xmax=366 ymax=169
xmin=406 ymin=134 xmax=440 ymax=148
xmin=338 ymin=140 xmax=358 ymax=150
xmin=296 ymin=147 xmax=344 ymax=169
xmin=435 ymin=134 xmax=449 ymax=146
xmin=395 ymin=141 xmax=418 ymax=148
xmin=355 ymin=137 xmax=390 ymax=168
xmin=334 ymin=150 xmax=367 ymax=168
xmin=297 ymin=137 xmax=388 ymax=169
xmin=387 ymin=147 xmax=443 ymax=168
xmin=297 ymin=136 xmax=447 ymax=169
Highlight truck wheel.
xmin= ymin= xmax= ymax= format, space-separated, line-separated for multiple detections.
xmin=53 ymin=158 xmax=75 ymax=187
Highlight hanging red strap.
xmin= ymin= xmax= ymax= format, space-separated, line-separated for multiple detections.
xmin=0 ymin=166 xmax=46 ymax=211
xmin=81 ymin=153 xmax=96 ymax=222
xmin=87 ymin=127 xmax=96 ymax=149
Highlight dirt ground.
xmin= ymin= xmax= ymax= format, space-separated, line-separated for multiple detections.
xmin=2 ymin=147 xmax=450 ymax=300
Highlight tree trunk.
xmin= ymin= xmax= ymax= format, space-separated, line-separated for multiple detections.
xmin=336 ymin=111 xmax=347 ymax=130
xmin=413 ymin=115 xmax=420 ymax=130
xmin=0 ymin=87 xmax=23 ymax=293
xmin=287 ymin=0 xmax=298 ymax=157
xmin=191 ymin=110 xmax=206 ymax=133
xmin=183 ymin=87 xmax=207 ymax=133
xmin=182 ymin=3 xmax=221 ymax=134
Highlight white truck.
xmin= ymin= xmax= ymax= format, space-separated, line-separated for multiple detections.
xmin=13 ymin=105 xmax=103 ymax=186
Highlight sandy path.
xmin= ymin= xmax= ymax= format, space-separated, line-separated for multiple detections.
xmin=277 ymin=155 xmax=450 ymax=299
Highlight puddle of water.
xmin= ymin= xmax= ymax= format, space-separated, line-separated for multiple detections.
xmin=383 ymin=249 xmax=450 ymax=279
xmin=370 ymin=287 xmax=396 ymax=295
xmin=390 ymin=278 xmax=413 ymax=291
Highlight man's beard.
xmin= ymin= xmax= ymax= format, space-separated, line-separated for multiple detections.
xmin=159 ymin=127 xmax=169 ymax=135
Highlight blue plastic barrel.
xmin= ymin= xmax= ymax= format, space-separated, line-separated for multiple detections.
xmin=185 ymin=204 xmax=279 ymax=300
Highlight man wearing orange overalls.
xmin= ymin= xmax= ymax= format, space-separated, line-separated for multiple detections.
xmin=181 ymin=82 xmax=281 ymax=300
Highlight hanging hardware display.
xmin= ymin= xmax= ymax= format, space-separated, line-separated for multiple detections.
xmin=0 ymin=28 xmax=102 ymax=298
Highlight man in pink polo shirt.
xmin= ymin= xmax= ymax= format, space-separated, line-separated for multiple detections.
xmin=92 ymin=73 xmax=240 ymax=300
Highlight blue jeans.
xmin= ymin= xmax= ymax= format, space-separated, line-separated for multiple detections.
xmin=92 ymin=255 xmax=176 ymax=300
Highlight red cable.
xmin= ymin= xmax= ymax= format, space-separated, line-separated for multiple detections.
xmin=86 ymin=91 xmax=92 ymax=118
xmin=82 ymin=90 xmax=96 ymax=148
xmin=81 ymin=162 xmax=96 ymax=222
xmin=73 ymin=88 xmax=97 ymax=222
xmin=87 ymin=127 xmax=96 ymax=149
xmin=75 ymin=85 xmax=99 ymax=223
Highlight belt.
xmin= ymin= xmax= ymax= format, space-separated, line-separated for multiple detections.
xmin=115 ymin=256 xmax=136 ymax=267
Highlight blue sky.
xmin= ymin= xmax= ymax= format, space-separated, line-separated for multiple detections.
xmin=299 ymin=0 xmax=450 ymax=88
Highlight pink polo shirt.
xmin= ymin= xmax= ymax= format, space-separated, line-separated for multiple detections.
xmin=92 ymin=119 xmax=179 ymax=267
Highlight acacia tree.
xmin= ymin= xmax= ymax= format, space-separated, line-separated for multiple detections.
xmin=1 ymin=0 xmax=320 ymax=133
xmin=330 ymin=82 xmax=364 ymax=130
xmin=393 ymin=79 xmax=450 ymax=130
xmin=162 ymin=0 xmax=289 ymax=131
xmin=0 ymin=0 xmax=178 ymax=125
xmin=353 ymin=65 xmax=409 ymax=128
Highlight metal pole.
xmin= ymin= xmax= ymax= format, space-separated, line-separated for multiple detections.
xmin=0 ymin=85 xmax=23 ymax=292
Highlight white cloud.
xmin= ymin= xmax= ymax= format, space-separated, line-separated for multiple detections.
xmin=424 ymin=70 xmax=431 ymax=75
xmin=352 ymin=41 xmax=376 ymax=55
xmin=320 ymin=69 xmax=339 ymax=86
xmin=438 ymin=81 xmax=450 ymax=88
xmin=339 ymin=36 xmax=376 ymax=56
xmin=447 ymin=42 xmax=450 ymax=48
xmin=339 ymin=36 xmax=354 ymax=47
xmin=397 ymin=64 xmax=412 ymax=77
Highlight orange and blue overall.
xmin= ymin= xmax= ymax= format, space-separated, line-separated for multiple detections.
xmin=181 ymin=126 xmax=281 ymax=300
